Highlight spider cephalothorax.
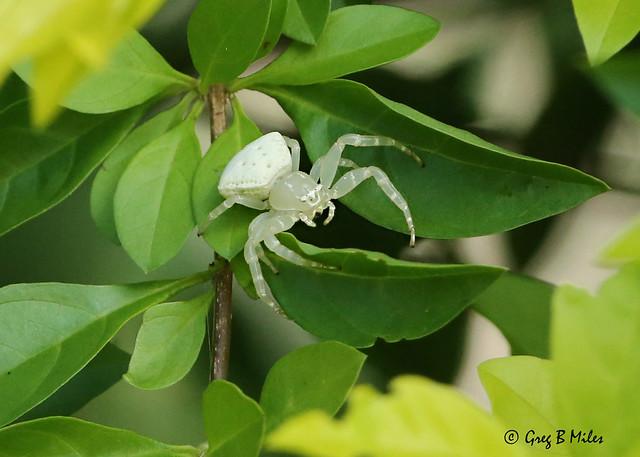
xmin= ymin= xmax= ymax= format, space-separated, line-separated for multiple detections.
xmin=200 ymin=132 xmax=420 ymax=313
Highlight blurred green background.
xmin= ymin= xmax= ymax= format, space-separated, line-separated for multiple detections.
xmin=2 ymin=0 xmax=639 ymax=448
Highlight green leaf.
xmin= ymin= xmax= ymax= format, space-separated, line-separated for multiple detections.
xmin=260 ymin=80 xmax=608 ymax=239
xmin=0 ymin=272 xmax=208 ymax=427
xmin=599 ymin=216 xmax=640 ymax=265
xmin=237 ymin=5 xmax=439 ymax=88
xmin=553 ymin=264 xmax=640 ymax=456
xmin=264 ymin=233 xmax=503 ymax=347
xmin=473 ymin=272 xmax=553 ymax=358
xmin=256 ymin=0 xmax=288 ymax=59
xmin=0 ymin=101 xmax=142 ymax=237
xmin=203 ymin=380 xmax=265 ymax=457
xmin=230 ymin=253 xmax=258 ymax=299
xmin=91 ymin=96 xmax=193 ymax=244
xmin=261 ymin=341 xmax=365 ymax=433
xmin=572 ymin=0 xmax=640 ymax=66
xmin=266 ymin=376 xmax=528 ymax=457
xmin=115 ymin=118 xmax=201 ymax=272
xmin=0 ymin=0 xmax=165 ymax=126
xmin=282 ymin=0 xmax=330 ymax=45
xmin=479 ymin=357 xmax=557 ymax=457
xmin=192 ymin=97 xmax=262 ymax=259
xmin=125 ymin=292 xmax=211 ymax=390
xmin=188 ymin=0 xmax=272 ymax=85
xmin=15 ymin=31 xmax=195 ymax=114
xmin=331 ymin=0 xmax=371 ymax=9
xmin=0 ymin=417 xmax=199 ymax=456
xmin=18 ymin=343 xmax=130 ymax=422
xmin=593 ymin=51 xmax=640 ymax=116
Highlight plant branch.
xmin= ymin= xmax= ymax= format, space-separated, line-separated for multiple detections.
xmin=208 ymin=83 xmax=232 ymax=381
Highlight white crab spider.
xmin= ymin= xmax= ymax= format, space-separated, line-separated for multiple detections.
xmin=199 ymin=132 xmax=420 ymax=313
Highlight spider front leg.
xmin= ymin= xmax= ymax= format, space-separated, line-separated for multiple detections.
xmin=330 ymin=166 xmax=416 ymax=246
xmin=310 ymin=134 xmax=423 ymax=187
xmin=282 ymin=136 xmax=301 ymax=172
xmin=198 ymin=195 xmax=268 ymax=234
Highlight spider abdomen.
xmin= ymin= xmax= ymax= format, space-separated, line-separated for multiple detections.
xmin=218 ymin=132 xmax=292 ymax=199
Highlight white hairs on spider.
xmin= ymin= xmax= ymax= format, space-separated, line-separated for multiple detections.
xmin=199 ymin=132 xmax=421 ymax=314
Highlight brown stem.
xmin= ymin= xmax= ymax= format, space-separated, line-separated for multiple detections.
xmin=208 ymin=84 xmax=232 ymax=381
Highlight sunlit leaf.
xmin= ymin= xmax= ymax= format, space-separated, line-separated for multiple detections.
xmin=599 ymin=217 xmax=640 ymax=266
xmin=267 ymin=376 xmax=528 ymax=457
xmin=0 ymin=0 xmax=166 ymax=125
xmin=15 ymin=31 xmax=194 ymax=114
xmin=572 ymin=0 xmax=640 ymax=66
xmin=0 ymin=273 xmax=208 ymax=426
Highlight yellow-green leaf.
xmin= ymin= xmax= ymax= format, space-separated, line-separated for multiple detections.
xmin=599 ymin=216 xmax=640 ymax=266
xmin=267 ymin=376 xmax=528 ymax=457
xmin=572 ymin=0 xmax=640 ymax=66
xmin=0 ymin=0 xmax=165 ymax=125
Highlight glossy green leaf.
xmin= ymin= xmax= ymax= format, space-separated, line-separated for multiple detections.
xmin=267 ymin=376 xmax=528 ymax=457
xmin=15 ymin=31 xmax=194 ymax=114
xmin=18 ymin=343 xmax=130 ymax=422
xmin=553 ymin=264 xmax=640 ymax=456
xmin=125 ymin=292 xmax=211 ymax=390
xmin=0 ymin=417 xmax=199 ymax=456
xmin=91 ymin=97 xmax=192 ymax=244
xmin=0 ymin=273 xmax=208 ymax=427
xmin=572 ymin=0 xmax=640 ymax=66
xmin=256 ymin=0 xmax=288 ymax=59
xmin=115 ymin=118 xmax=201 ymax=272
xmin=192 ymin=98 xmax=262 ymax=259
xmin=261 ymin=341 xmax=365 ymax=433
xmin=593 ymin=51 xmax=640 ymax=116
xmin=237 ymin=5 xmax=439 ymax=88
xmin=479 ymin=356 xmax=557 ymax=457
xmin=260 ymin=80 xmax=608 ymax=239
xmin=264 ymin=234 xmax=503 ymax=347
xmin=188 ymin=0 xmax=272 ymax=85
xmin=203 ymin=380 xmax=265 ymax=457
xmin=599 ymin=216 xmax=640 ymax=265
xmin=0 ymin=101 xmax=142 ymax=237
xmin=473 ymin=272 xmax=553 ymax=358
xmin=282 ymin=0 xmax=330 ymax=45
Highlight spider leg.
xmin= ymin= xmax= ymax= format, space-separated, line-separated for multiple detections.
xmin=244 ymin=211 xmax=299 ymax=315
xmin=264 ymin=236 xmax=336 ymax=269
xmin=310 ymin=134 xmax=422 ymax=187
xmin=198 ymin=195 xmax=268 ymax=234
xmin=255 ymin=243 xmax=278 ymax=274
xmin=282 ymin=136 xmax=301 ymax=172
xmin=330 ymin=166 xmax=416 ymax=247
xmin=245 ymin=240 xmax=283 ymax=315
xmin=324 ymin=201 xmax=336 ymax=225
